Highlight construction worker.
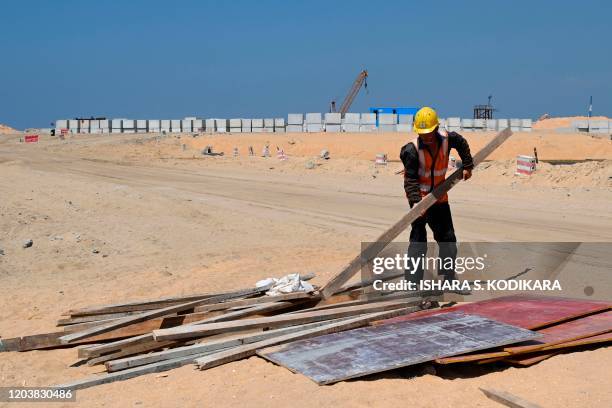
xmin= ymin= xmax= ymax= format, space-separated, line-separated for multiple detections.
xmin=400 ymin=107 xmax=474 ymax=285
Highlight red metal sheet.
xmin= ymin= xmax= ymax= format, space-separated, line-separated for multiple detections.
xmin=380 ymin=295 xmax=610 ymax=329
xmin=436 ymin=310 xmax=612 ymax=364
xmin=504 ymin=311 xmax=612 ymax=353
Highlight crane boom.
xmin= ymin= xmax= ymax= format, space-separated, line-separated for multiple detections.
xmin=337 ymin=70 xmax=368 ymax=115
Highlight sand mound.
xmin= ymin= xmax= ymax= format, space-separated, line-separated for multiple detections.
xmin=474 ymin=159 xmax=612 ymax=188
xmin=533 ymin=116 xmax=610 ymax=130
xmin=0 ymin=123 xmax=18 ymax=134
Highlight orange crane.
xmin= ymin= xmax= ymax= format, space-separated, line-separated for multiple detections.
xmin=330 ymin=69 xmax=368 ymax=115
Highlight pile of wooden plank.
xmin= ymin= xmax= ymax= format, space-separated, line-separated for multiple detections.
xmin=0 ymin=275 xmax=437 ymax=390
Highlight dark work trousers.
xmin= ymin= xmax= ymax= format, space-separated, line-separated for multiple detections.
xmin=405 ymin=201 xmax=458 ymax=283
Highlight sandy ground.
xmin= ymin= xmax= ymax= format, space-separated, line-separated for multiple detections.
xmin=0 ymin=130 xmax=611 ymax=407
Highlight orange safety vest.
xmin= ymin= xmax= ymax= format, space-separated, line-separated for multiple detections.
xmin=411 ymin=129 xmax=450 ymax=203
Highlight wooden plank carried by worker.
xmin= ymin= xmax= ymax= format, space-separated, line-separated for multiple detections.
xmin=319 ymin=128 xmax=513 ymax=298
xmin=153 ymin=299 xmax=421 ymax=342
xmin=257 ymin=312 xmax=538 ymax=385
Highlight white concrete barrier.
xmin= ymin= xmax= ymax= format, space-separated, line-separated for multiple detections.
xmin=241 ymin=119 xmax=252 ymax=132
xmin=181 ymin=119 xmax=192 ymax=133
xmin=288 ymin=114 xmax=304 ymax=125
xmin=306 ymin=123 xmax=323 ymax=132
xmin=229 ymin=118 xmax=242 ymax=132
xmin=160 ymin=120 xmax=171 ymax=132
xmin=205 ymin=119 xmax=215 ymax=133
xmin=171 ymin=120 xmax=181 ymax=133
xmin=274 ymin=118 xmax=285 ymax=132
xmin=378 ymin=113 xmax=396 ymax=125
xmin=305 ymin=113 xmax=322 ymax=124
xmin=378 ymin=124 xmax=397 ymax=132
xmin=148 ymin=120 xmax=160 ymax=132
xmin=510 ymin=119 xmax=521 ymax=131
xmin=324 ymin=112 xmax=341 ymax=125
xmin=215 ymin=119 xmax=227 ymax=132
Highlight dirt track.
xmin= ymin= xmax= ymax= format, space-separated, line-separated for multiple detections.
xmin=0 ymin=132 xmax=611 ymax=407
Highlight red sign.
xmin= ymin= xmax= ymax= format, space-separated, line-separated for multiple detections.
xmin=25 ymin=135 xmax=39 ymax=143
xmin=60 ymin=128 xmax=68 ymax=135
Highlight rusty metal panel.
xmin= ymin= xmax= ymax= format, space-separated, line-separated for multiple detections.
xmin=504 ymin=310 xmax=612 ymax=354
xmin=436 ymin=310 xmax=612 ymax=364
xmin=257 ymin=312 xmax=539 ymax=385
xmin=381 ymin=295 xmax=611 ymax=329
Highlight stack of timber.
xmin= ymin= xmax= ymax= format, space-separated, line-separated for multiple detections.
xmin=1 ymin=273 xmax=435 ymax=390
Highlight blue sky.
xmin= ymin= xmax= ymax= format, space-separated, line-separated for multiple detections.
xmin=1 ymin=0 xmax=610 ymax=129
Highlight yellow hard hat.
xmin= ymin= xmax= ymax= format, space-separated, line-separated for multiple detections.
xmin=413 ymin=107 xmax=439 ymax=134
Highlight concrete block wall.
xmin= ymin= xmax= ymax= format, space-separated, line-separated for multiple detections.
xmin=181 ymin=119 xmax=192 ymax=133
xmin=55 ymin=114 xmax=539 ymax=135
xmin=241 ymin=119 xmax=252 ymax=133
xmin=205 ymin=119 xmax=215 ymax=133
xmin=287 ymin=114 xmax=303 ymax=132
xmin=170 ymin=120 xmax=181 ymax=133
xmin=359 ymin=113 xmax=376 ymax=132
xmin=342 ymin=113 xmax=360 ymax=132
xmin=148 ymin=120 xmax=161 ymax=132
xmin=216 ymin=119 xmax=227 ymax=133
xmin=305 ymin=113 xmax=323 ymax=132
xmin=274 ymin=118 xmax=285 ymax=132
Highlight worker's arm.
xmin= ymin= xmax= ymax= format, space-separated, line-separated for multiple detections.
xmin=400 ymin=143 xmax=422 ymax=205
xmin=448 ymin=131 xmax=474 ymax=180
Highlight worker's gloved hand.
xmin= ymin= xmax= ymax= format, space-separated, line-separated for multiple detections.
xmin=463 ymin=168 xmax=472 ymax=181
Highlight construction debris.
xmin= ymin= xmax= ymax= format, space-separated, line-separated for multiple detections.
xmin=1 ymin=269 xmax=610 ymax=391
